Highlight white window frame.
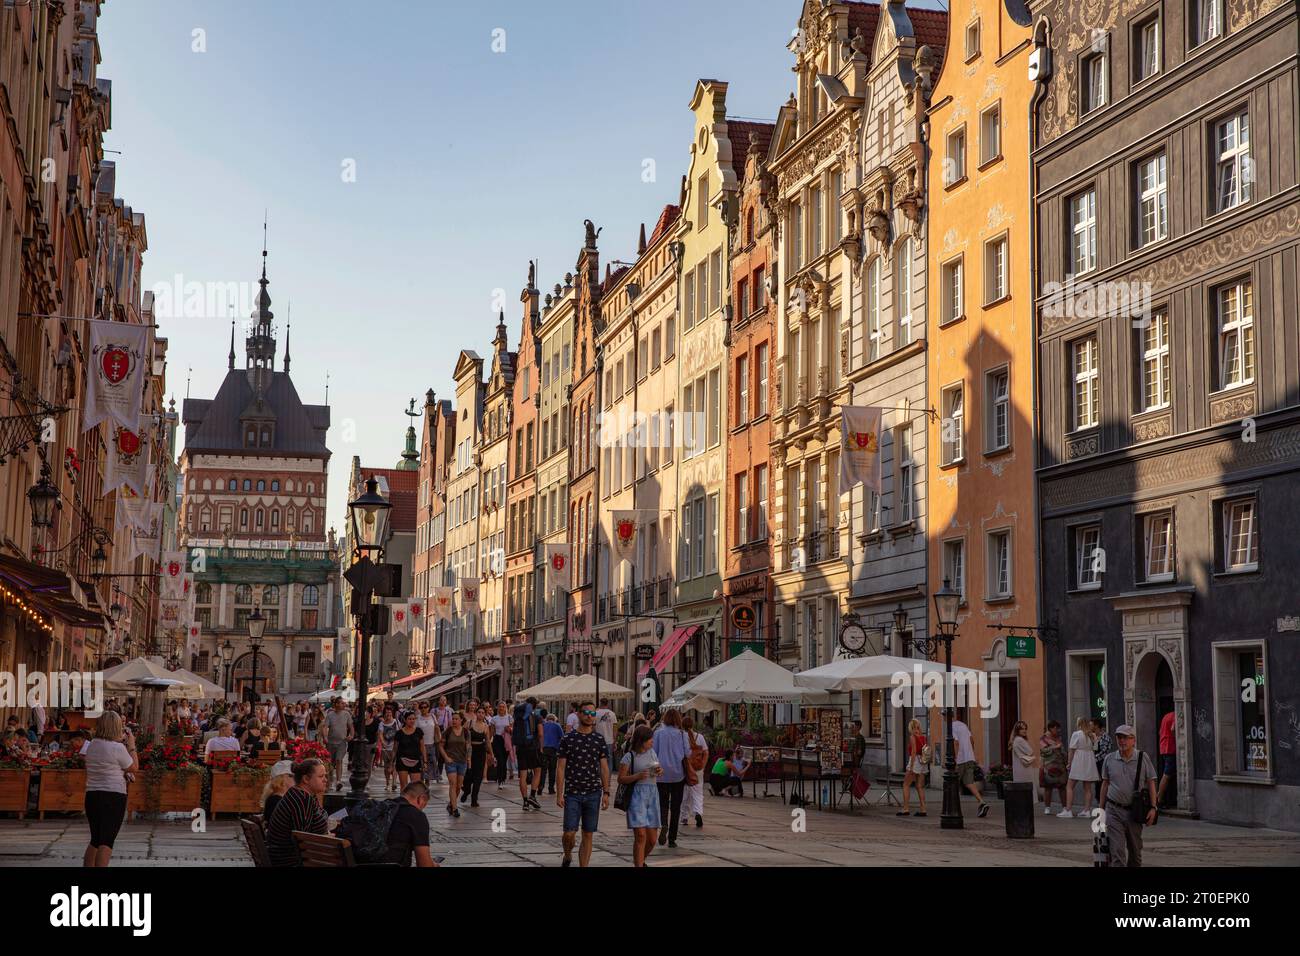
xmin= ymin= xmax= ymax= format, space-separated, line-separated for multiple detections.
xmin=867 ymin=258 xmax=882 ymax=361
xmin=1083 ymin=50 xmax=1108 ymax=113
xmin=1137 ymin=152 xmax=1168 ymax=247
xmin=1217 ymin=280 xmax=1254 ymax=389
xmin=1192 ymin=0 xmax=1223 ymax=48
xmin=987 ymin=366 xmax=1011 ymax=452
xmin=1135 ymin=17 xmax=1160 ymax=82
xmin=896 ymin=238 xmax=913 ymax=346
xmin=943 ymin=538 xmax=966 ymax=602
xmin=1072 ymin=335 xmax=1100 ymax=431
xmin=1142 ymin=510 xmax=1175 ymax=582
xmin=1222 ymin=497 xmax=1259 ymax=572
xmin=1215 ymin=111 xmax=1251 ymax=212
xmin=1075 ymin=524 xmax=1103 ymax=590
xmin=1142 ymin=312 xmax=1171 ymax=411
xmin=1070 ymin=189 xmax=1097 ymax=275
xmin=987 ymin=529 xmax=1012 ymax=599
xmin=941 ymin=256 xmax=963 ymax=323
xmin=894 ymin=425 xmax=914 ymax=525
xmin=979 ymin=102 xmax=1001 ymax=166
xmin=945 ymin=127 xmax=967 ymax=186
xmin=941 ymin=382 xmax=965 ymax=465
xmin=984 ymin=234 xmax=1008 ymax=304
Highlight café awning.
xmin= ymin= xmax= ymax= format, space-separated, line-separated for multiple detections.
xmin=637 ymin=624 xmax=700 ymax=680
xmin=0 ymin=553 xmax=107 ymax=631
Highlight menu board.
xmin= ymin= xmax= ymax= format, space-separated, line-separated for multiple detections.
xmin=818 ymin=709 xmax=843 ymax=774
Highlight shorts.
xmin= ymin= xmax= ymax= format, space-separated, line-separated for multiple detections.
xmin=85 ymin=790 xmax=128 ymax=849
xmin=907 ymin=757 xmax=927 ymax=775
xmin=562 ymin=790 xmax=602 ymax=833
xmin=958 ymin=760 xmax=978 ymax=787
xmin=445 ymin=761 xmax=467 ymax=776
xmin=516 ymin=742 xmax=541 ymax=771
xmin=1160 ymin=754 xmax=1176 ymax=776
xmin=328 ymin=740 xmax=348 ymax=766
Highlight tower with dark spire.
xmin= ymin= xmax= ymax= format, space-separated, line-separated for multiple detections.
xmin=397 ymin=398 xmax=420 ymax=471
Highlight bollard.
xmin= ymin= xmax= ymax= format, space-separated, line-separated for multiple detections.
xmin=1003 ymin=782 xmax=1035 ymax=839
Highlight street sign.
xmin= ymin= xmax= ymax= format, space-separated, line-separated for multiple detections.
xmin=730 ymin=640 xmax=764 ymax=658
xmin=634 ymin=643 xmax=655 ymax=661
xmin=731 ymin=604 xmax=755 ymax=631
xmin=1007 ymin=635 xmax=1036 ymax=659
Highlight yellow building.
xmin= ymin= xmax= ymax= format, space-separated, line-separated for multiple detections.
xmin=925 ymin=0 xmax=1040 ymax=766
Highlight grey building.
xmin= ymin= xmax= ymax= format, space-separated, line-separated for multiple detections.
xmin=1030 ymin=0 xmax=1298 ymax=828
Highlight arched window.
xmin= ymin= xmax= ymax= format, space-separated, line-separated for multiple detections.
xmin=242 ymin=479 xmax=251 ymax=491
xmin=228 ymin=478 xmax=237 ymax=491
xmin=262 ymin=585 xmax=279 ymax=606
xmin=307 ymin=483 xmax=314 ymax=495
xmin=196 ymin=583 xmax=212 ymax=604
xmin=255 ymin=508 xmax=264 ymax=529
xmin=240 ymin=508 xmax=249 ymax=529
xmin=867 ymin=257 xmax=882 ymax=361
xmin=256 ymin=479 xmax=265 ymax=492
xmin=271 ymin=480 xmax=280 ymax=492
xmin=286 ymin=508 xmax=295 ymax=528
xmin=303 ymin=585 xmax=319 ymax=606
xmin=235 ymin=584 xmax=253 ymax=605
xmin=271 ymin=509 xmax=280 ymax=529
xmin=286 ymin=480 xmax=294 ymax=492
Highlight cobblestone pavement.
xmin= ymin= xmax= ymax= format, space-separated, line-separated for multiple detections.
xmin=2 ymin=770 xmax=1295 ymax=867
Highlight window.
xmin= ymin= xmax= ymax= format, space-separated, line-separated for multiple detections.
xmin=651 ymin=328 xmax=662 ymax=369
xmin=697 ymin=173 xmax=709 ymax=228
xmin=941 ymin=384 xmax=965 ymax=465
xmin=945 ymin=127 xmax=966 ymax=186
xmin=196 ymin=583 xmax=212 ymax=605
xmin=708 ymin=368 xmax=721 ymax=447
xmin=301 ymin=609 xmax=318 ymax=631
xmin=1142 ymin=511 xmax=1175 ymax=582
xmin=941 ymin=257 xmax=963 ymax=323
xmin=984 ymin=234 xmax=1008 ymax=304
xmin=256 ymin=479 xmax=265 ymax=492
xmin=791 ymin=201 xmax=803 ymax=268
xmin=1075 ymin=524 xmax=1103 ymax=590
xmin=1082 ymin=49 xmax=1108 ymax=113
xmin=753 ymin=267 xmax=766 ymax=309
xmin=707 ymin=493 xmax=719 ymax=573
xmin=965 ymin=19 xmax=981 ymax=59
xmin=756 ymin=344 xmax=769 ymax=416
xmin=694 ymin=496 xmax=706 ymax=577
xmin=736 ymin=279 xmax=748 ymax=323
xmin=943 ymin=539 xmax=966 ymax=601
xmin=240 ymin=508 xmax=249 ymax=529
xmin=986 ymin=367 xmax=1010 ymax=451
xmin=1070 ymin=189 xmax=1097 ymax=275
xmin=1072 ymin=335 xmax=1100 ymax=430
xmin=735 ymin=473 xmax=749 ymax=546
xmin=867 ymin=258 xmax=882 ymax=361
xmin=697 ymin=264 xmax=709 ymax=327
xmin=1141 ymin=312 xmax=1171 ymax=410
xmin=737 ymin=354 xmax=750 ymax=425
xmin=811 ymin=185 xmax=823 ymax=258
xmin=896 ymin=238 xmax=913 ymax=346
xmin=235 ymin=584 xmax=253 ymax=605
xmin=684 ymin=268 xmax=695 ymax=331
xmin=831 ymin=169 xmax=843 ymax=243
xmin=664 ymin=403 xmax=674 ymax=464
xmin=242 ymin=479 xmax=251 ymax=491
xmin=979 ymin=103 xmax=1001 ymax=165
xmin=987 ymin=530 xmax=1012 ymax=598
xmin=665 ymin=316 xmax=676 ymax=358
xmin=297 ymin=651 xmax=317 ymax=674
xmin=1216 ymin=280 xmax=1254 ymax=389
xmin=894 ymin=425 xmax=913 ymax=524
xmin=638 ymin=337 xmax=648 ymax=380
xmin=1221 ymin=497 xmax=1259 ymax=572
xmin=1134 ymin=17 xmax=1160 ymax=82
xmin=710 ymin=249 xmax=722 ymax=312
xmin=228 ymin=478 xmax=237 ymax=491
xmin=1137 ymin=153 xmax=1168 ymax=246
xmin=1191 ymin=0 xmax=1223 ymax=48
xmin=755 ymin=464 xmax=768 ymax=539
xmin=1215 ymin=111 xmax=1251 ymax=212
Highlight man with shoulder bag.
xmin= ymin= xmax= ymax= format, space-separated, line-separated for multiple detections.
xmin=1098 ymin=724 xmax=1158 ymax=867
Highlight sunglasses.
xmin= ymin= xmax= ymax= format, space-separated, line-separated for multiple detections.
xmin=581 ymin=710 xmax=597 ymax=717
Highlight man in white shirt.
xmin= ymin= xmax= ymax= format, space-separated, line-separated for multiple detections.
xmin=565 ymin=703 xmax=580 ymax=733
xmin=203 ymin=718 xmax=242 ymax=764
xmin=950 ymin=717 xmax=988 ymax=817
xmin=594 ymin=698 xmax=616 ymax=753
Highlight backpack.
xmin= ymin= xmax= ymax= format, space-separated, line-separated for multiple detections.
xmin=688 ymin=733 xmax=708 ymax=773
xmin=513 ymin=703 xmax=535 ymax=744
xmin=334 ymin=798 xmax=402 ymax=864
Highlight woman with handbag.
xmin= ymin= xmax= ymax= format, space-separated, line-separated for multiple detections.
xmin=616 ymin=725 xmax=663 ymax=866
xmin=899 ymin=719 xmax=929 ymax=817
xmin=681 ymin=715 xmax=709 ymax=829
xmin=394 ymin=710 xmax=426 ymax=788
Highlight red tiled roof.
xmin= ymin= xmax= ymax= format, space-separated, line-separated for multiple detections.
xmin=845 ymin=1 xmax=882 ymax=65
xmin=359 ymin=467 xmax=419 ymax=532
xmin=907 ymin=5 xmax=949 ymax=64
xmin=726 ymin=120 xmax=775 ymax=163
xmin=601 ymin=264 xmax=630 ymax=294
xmin=646 ymin=204 xmax=680 ymax=249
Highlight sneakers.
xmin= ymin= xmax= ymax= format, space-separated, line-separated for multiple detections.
xmin=978 ymin=802 xmax=990 ymax=818
xmin=1057 ymin=809 xmax=1074 ymax=818
xmin=695 ymin=813 xmax=703 ymax=828
xmin=667 ymin=840 xmax=678 ymax=849
xmin=527 ymin=797 xmax=542 ymax=810
xmin=658 ymin=830 xmax=668 ymax=846
xmin=561 ymin=857 xmax=572 ymax=867
xmin=335 ymin=782 xmax=343 ymax=792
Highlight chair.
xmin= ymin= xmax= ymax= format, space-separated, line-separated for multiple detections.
xmin=240 ymin=817 xmax=272 ymax=867
xmin=292 ymin=830 xmax=356 ymax=867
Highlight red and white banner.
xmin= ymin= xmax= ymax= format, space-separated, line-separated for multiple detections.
xmin=839 ymin=406 xmax=885 ymax=490
xmin=407 ymin=600 xmax=424 ymax=625
xmin=127 ymin=503 xmax=164 ymax=559
xmin=84 ymin=318 xmax=149 ymax=432
xmin=185 ymin=622 xmax=201 ymax=656
xmin=611 ymin=512 xmax=639 ymax=561
xmin=390 ymin=603 xmax=410 ymax=633
xmin=160 ymin=551 xmax=187 ymax=599
xmin=430 ymin=588 xmax=454 ymax=622
xmin=102 ymin=425 xmax=150 ymax=498
xmin=458 ymin=578 xmax=480 ymax=614
xmin=544 ymin=543 xmax=571 ymax=592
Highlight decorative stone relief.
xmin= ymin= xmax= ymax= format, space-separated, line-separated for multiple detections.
xmin=1132 ymin=413 xmax=1172 ymax=443
xmin=1209 ymin=388 xmax=1256 ymax=424
xmin=1065 ymin=433 xmax=1100 ymax=460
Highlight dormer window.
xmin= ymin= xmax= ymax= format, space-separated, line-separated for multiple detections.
xmin=245 ymin=427 xmax=256 ymax=447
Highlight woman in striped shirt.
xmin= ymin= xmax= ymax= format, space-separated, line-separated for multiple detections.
xmin=266 ymin=758 xmax=330 ymax=866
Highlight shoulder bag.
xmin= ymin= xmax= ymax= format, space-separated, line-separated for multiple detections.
xmin=613 ymin=751 xmax=635 ymax=812
xmin=1129 ymin=751 xmax=1154 ymax=825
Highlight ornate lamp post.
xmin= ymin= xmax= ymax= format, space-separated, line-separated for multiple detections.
xmin=591 ymin=634 xmax=606 ymax=708
xmin=902 ymin=580 xmax=964 ymax=830
xmin=27 ymin=468 xmax=59 ymax=529
xmin=220 ymin=638 xmax=234 ymax=701
xmin=247 ymin=605 xmax=266 ymax=705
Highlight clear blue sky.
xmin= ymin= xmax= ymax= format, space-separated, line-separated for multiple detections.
xmin=99 ymin=0 xmax=943 ymax=526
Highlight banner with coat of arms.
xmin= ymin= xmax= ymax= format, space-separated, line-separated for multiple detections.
xmin=838 ymin=406 xmax=885 ymax=491
xmin=544 ymin=543 xmax=571 ymax=592
xmin=84 ymin=318 xmax=150 ymax=432
xmin=127 ymin=503 xmax=164 ymax=559
xmin=102 ymin=425 xmax=150 ymax=498
xmin=458 ymin=578 xmax=479 ymax=615
xmin=390 ymin=603 xmax=410 ymax=633
xmin=160 ymin=551 xmax=187 ymax=599
xmin=611 ymin=511 xmax=640 ymax=560
xmin=430 ymin=587 xmax=454 ymax=622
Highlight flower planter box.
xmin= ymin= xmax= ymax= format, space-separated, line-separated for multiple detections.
xmin=38 ymin=768 xmax=87 ymax=818
xmin=128 ymin=771 xmax=203 ymax=814
xmin=0 ymin=769 xmax=31 ymax=818
xmin=210 ymin=770 xmax=268 ymax=817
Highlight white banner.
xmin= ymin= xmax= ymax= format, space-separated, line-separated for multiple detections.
xmin=102 ymin=426 xmax=150 ymax=498
xmin=158 ymin=597 xmax=185 ymax=630
xmin=127 ymin=503 xmax=164 ymax=559
xmin=84 ymin=318 xmax=149 ymax=431
xmin=544 ymin=543 xmax=571 ymax=592
xmin=458 ymin=578 xmax=480 ymax=615
xmin=160 ymin=551 xmax=187 ymax=599
xmin=611 ymin=512 xmax=639 ymax=561
xmin=390 ymin=603 xmax=410 ymax=633
xmin=839 ymin=406 xmax=885 ymax=491
xmin=185 ymin=622 xmax=201 ymax=656
xmin=430 ymin=588 xmax=454 ymax=622
xmin=407 ymin=599 xmax=424 ymax=627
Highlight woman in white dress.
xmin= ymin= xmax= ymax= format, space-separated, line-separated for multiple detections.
xmin=1060 ymin=717 xmax=1099 ymax=817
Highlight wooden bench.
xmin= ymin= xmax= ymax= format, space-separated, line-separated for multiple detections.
xmin=240 ymin=816 xmax=272 ymax=867
xmin=292 ymin=830 xmax=356 ymax=867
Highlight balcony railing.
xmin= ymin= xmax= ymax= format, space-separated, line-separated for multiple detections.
xmin=786 ymin=530 xmax=840 ymax=567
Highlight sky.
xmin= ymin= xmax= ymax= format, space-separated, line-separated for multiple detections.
xmin=98 ymin=0 xmax=945 ymax=527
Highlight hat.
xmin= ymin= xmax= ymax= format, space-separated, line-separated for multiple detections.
xmin=270 ymin=759 xmax=294 ymax=777
xmin=1114 ymin=724 xmax=1136 ymax=737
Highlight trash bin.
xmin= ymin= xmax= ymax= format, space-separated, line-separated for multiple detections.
xmin=1003 ymin=782 xmax=1035 ymax=839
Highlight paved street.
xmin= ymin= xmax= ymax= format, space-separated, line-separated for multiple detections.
xmin=2 ymin=771 xmax=1296 ymax=867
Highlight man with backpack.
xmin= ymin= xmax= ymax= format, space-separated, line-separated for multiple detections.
xmin=335 ymin=781 xmax=439 ymax=867
xmin=513 ymin=696 xmax=543 ymax=810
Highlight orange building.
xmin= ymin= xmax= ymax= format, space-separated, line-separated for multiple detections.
xmin=925 ymin=0 xmax=1040 ymax=767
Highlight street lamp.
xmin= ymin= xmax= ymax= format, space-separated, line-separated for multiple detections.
xmin=932 ymin=579 xmax=962 ymax=830
xmin=348 ymin=475 xmax=392 ymax=555
xmin=27 ymin=470 xmax=59 ymax=529
xmin=591 ymin=635 xmax=606 ymax=710
xmin=247 ymin=605 xmax=266 ymax=705
xmin=220 ymin=638 xmax=234 ymax=701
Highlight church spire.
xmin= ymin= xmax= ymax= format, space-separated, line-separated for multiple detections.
xmin=228 ymin=319 xmax=235 ymax=369
xmin=284 ymin=300 xmax=291 ymax=374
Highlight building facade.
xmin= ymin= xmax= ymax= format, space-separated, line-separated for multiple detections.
xmin=477 ymin=314 xmax=514 ymax=698
xmin=442 ymin=350 xmax=485 ymax=679
xmin=926 ymin=0 xmax=1038 ymax=767
xmin=1030 ymin=0 xmax=1299 ymax=828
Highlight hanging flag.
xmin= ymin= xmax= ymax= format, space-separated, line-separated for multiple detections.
xmin=127 ymin=503 xmax=163 ymax=559
xmin=430 ymin=587 xmax=454 ymax=622
xmin=458 ymin=578 xmax=480 ymax=614
xmin=839 ymin=406 xmax=885 ymax=490
xmin=390 ymin=603 xmax=410 ymax=633
xmin=611 ymin=512 xmax=639 ymax=560
xmin=102 ymin=426 xmax=150 ymax=498
xmin=160 ymin=551 xmax=187 ymax=599
xmin=407 ymin=600 xmax=424 ymax=625
xmin=186 ymin=622 xmax=201 ymax=655
xmin=84 ymin=319 xmax=149 ymax=432
xmin=544 ymin=543 xmax=571 ymax=592
xmin=158 ymin=597 xmax=185 ymax=629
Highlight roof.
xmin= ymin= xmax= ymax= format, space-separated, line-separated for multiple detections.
xmin=907 ymin=5 xmax=949 ymax=64
xmin=182 ymin=368 xmax=330 ymax=457
xmin=646 ymin=204 xmax=681 ymax=249
xmin=726 ymin=120 xmax=775 ymax=163
xmin=601 ymin=265 xmax=630 ymax=295
xmin=845 ymin=1 xmax=882 ymax=63
xmin=358 ymin=467 xmax=419 ymax=533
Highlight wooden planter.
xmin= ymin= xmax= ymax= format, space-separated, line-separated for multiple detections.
xmin=128 ymin=770 xmax=203 ymax=814
xmin=38 ymin=768 xmax=87 ymax=818
xmin=0 ymin=769 xmax=31 ymax=818
xmin=210 ymin=770 xmax=268 ymax=817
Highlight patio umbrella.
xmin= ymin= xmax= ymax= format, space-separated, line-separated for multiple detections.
xmin=792 ymin=654 xmax=985 ymax=693
xmin=103 ymin=657 xmax=203 ymax=697
xmin=539 ymin=674 xmax=635 ymax=701
xmin=669 ymin=650 xmax=831 ymax=706
xmin=514 ymin=674 xmax=575 ymax=701
xmin=164 ymin=667 xmax=226 ymax=700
